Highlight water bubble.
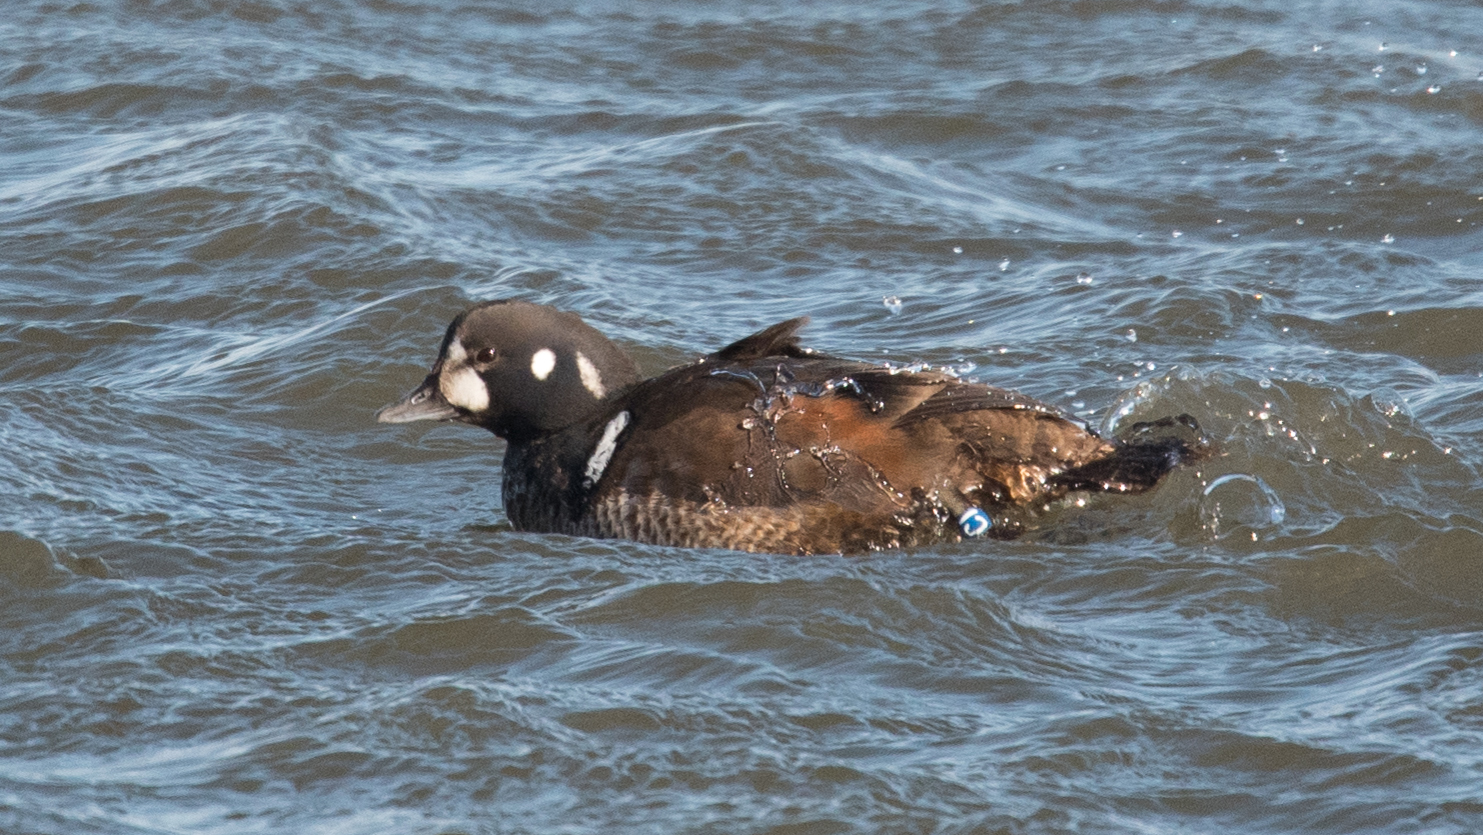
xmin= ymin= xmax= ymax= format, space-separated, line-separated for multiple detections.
xmin=1427 ymin=84 xmax=1442 ymax=94
xmin=952 ymin=246 xmax=963 ymax=254
xmin=1199 ymin=474 xmax=1285 ymax=540
xmin=1295 ymin=217 xmax=1304 ymax=225
xmin=1368 ymin=387 xmax=1412 ymax=422
xmin=1125 ymin=328 xmax=1138 ymax=342
xmin=1075 ymin=272 xmax=1094 ymax=285
xmin=1171 ymin=229 xmax=1183 ymax=238
xmin=1378 ymin=42 xmax=1387 ymax=52
xmin=998 ymin=259 xmax=1010 ymax=271
xmin=1381 ymin=233 xmax=1395 ymax=243
xmin=882 ymin=295 xmax=903 ymax=314
xmin=1372 ymin=65 xmax=1384 ymax=75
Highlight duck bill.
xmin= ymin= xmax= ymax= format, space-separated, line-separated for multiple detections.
xmin=377 ymin=375 xmax=461 ymax=424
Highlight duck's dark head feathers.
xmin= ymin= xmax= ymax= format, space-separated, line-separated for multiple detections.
xmin=377 ymin=299 xmax=640 ymax=442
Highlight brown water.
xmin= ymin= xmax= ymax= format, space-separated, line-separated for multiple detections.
xmin=4 ymin=1 xmax=1483 ymax=832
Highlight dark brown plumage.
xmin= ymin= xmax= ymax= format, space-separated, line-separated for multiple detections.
xmin=378 ymin=300 xmax=1206 ymax=555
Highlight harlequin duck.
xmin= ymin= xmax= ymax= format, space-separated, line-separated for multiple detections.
xmin=378 ymin=300 xmax=1207 ymax=555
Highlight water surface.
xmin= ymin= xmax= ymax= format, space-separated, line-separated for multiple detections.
xmin=4 ymin=1 xmax=1483 ymax=832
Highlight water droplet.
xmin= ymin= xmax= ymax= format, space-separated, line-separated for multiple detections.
xmin=1378 ymin=42 xmax=1387 ymax=52
xmin=882 ymin=295 xmax=903 ymax=314
xmin=1295 ymin=217 xmax=1304 ymax=225
xmin=1199 ymin=474 xmax=1285 ymax=540
xmin=1312 ymin=44 xmax=1323 ymax=52
xmin=1171 ymin=229 xmax=1183 ymax=238
xmin=1427 ymin=84 xmax=1442 ymax=94
xmin=998 ymin=259 xmax=1010 ymax=271
xmin=1258 ymin=377 xmax=1272 ymax=389
xmin=952 ymin=245 xmax=963 ymax=254
xmin=1075 ymin=272 xmax=1094 ymax=285
xmin=1125 ymin=328 xmax=1138 ymax=342
xmin=1372 ymin=65 xmax=1384 ymax=75
xmin=1381 ymin=233 xmax=1395 ymax=243
xmin=1417 ymin=64 xmax=1428 ymax=75
xmin=1368 ymin=387 xmax=1412 ymax=422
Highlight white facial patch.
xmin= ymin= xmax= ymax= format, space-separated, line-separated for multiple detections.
xmin=440 ymin=367 xmax=489 ymax=413
xmin=575 ymin=351 xmax=605 ymax=398
xmin=583 ymin=410 xmax=629 ymax=489
xmin=530 ymin=348 xmax=556 ymax=381
xmin=439 ymin=338 xmax=490 ymax=412
xmin=445 ymin=339 xmax=468 ymax=364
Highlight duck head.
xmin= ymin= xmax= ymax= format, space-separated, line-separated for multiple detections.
xmin=377 ymin=300 xmax=640 ymax=442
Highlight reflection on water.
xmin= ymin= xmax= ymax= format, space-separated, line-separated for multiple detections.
xmin=4 ymin=0 xmax=1483 ymax=832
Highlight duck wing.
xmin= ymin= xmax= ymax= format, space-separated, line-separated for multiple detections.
xmin=707 ymin=317 xmax=811 ymax=362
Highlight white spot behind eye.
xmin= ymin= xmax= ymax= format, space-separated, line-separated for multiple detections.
xmin=530 ymin=348 xmax=556 ymax=381
xmin=583 ymin=410 xmax=629 ymax=489
xmin=576 ymin=351 xmax=605 ymax=398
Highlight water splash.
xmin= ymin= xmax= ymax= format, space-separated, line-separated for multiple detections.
xmin=1367 ymin=387 xmax=1412 ymax=423
xmin=1199 ymin=473 xmax=1286 ymax=541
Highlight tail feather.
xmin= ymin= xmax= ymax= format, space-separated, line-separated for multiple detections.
xmin=1051 ymin=414 xmax=1210 ymax=494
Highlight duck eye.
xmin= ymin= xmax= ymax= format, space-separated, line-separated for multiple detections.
xmin=475 ymin=347 xmax=497 ymax=364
